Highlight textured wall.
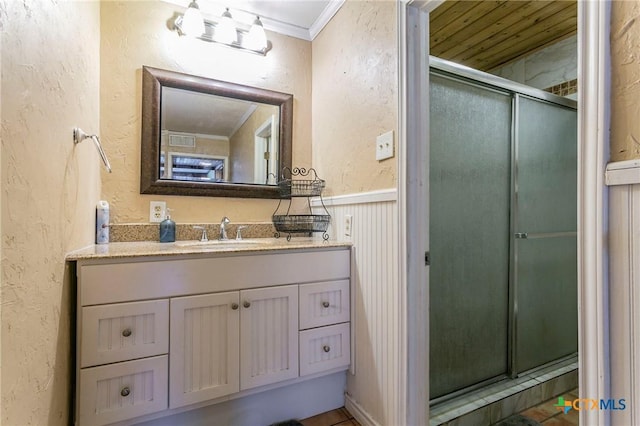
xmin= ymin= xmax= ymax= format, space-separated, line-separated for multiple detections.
xmin=100 ymin=1 xmax=312 ymax=223
xmin=0 ymin=1 xmax=101 ymax=424
xmin=611 ymin=1 xmax=640 ymax=161
xmin=311 ymin=1 xmax=399 ymax=424
xmin=312 ymin=0 xmax=398 ymax=196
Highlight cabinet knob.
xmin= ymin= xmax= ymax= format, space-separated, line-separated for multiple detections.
xmin=323 ymin=345 xmax=331 ymax=353
xmin=321 ymin=301 xmax=330 ymax=308
xmin=122 ymin=328 xmax=132 ymax=337
xmin=231 ymin=303 xmax=239 ymax=310
xmin=120 ymin=387 xmax=131 ymax=397
xmin=243 ymin=301 xmax=251 ymax=308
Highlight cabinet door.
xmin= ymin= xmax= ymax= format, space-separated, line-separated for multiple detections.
xmin=240 ymin=285 xmax=298 ymax=390
xmin=169 ymin=291 xmax=240 ymax=409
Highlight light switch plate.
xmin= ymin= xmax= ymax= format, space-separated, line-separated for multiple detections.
xmin=376 ymin=130 xmax=394 ymax=161
xmin=149 ymin=201 xmax=166 ymax=223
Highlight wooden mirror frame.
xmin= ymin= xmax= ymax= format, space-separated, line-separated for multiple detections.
xmin=140 ymin=66 xmax=293 ymax=198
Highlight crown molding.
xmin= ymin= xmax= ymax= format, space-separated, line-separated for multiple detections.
xmin=309 ymin=0 xmax=345 ymax=40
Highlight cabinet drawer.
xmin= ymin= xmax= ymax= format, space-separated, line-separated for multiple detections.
xmin=299 ymin=323 xmax=350 ymax=376
xmin=299 ymin=280 xmax=350 ymax=329
xmin=78 ymin=355 xmax=168 ymax=426
xmin=81 ymin=300 xmax=169 ymax=367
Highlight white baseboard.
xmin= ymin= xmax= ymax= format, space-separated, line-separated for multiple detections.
xmin=345 ymin=394 xmax=381 ymax=426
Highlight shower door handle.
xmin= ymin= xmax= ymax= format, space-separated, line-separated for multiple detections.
xmin=514 ymin=233 xmax=528 ymax=239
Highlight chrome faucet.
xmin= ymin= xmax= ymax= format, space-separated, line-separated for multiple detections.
xmin=220 ymin=216 xmax=230 ymax=240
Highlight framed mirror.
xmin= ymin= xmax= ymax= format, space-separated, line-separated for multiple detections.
xmin=140 ymin=66 xmax=293 ymax=198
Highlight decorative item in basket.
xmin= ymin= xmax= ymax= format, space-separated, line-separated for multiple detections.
xmin=272 ymin=167 xmax=331 ymax=241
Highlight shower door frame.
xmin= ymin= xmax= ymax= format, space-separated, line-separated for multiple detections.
xmin=399 ymin=2 xmax=611 ymax=425
xmin=428 ymin=59 xmax=578 ymax=395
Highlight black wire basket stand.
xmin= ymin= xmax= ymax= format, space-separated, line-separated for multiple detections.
xmin=272 ymin=167 xmax=331 ymax=241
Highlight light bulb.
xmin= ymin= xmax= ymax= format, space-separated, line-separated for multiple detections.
xmin=246 ymin=16 xmax=267 ymax=51
xmin=215 ymin=8 xmax=237 ymax=45
xmin=181 ymin=0 xmax=205 ymax=36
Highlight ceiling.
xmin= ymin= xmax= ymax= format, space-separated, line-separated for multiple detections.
xmin=162 ymin=88 xmax=270 ymax=137
xmin=162 ymin=0 xmax=343 ymax=40
xmin=430 ymin=1 xmax=577 ymax=72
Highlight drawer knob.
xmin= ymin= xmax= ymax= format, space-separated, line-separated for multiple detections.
xmin=323 ymin=345 xmax=331 ymax=353
xmin=231 ymin=303 xmax=239 ymax=310
xmin=321 ymin=301 xmax=330 ymax=308
xmin=122 ymin=328 xmax=132 ymax=337
xmin=243 ymin=301 xmax=251 ymax=308
xmin=120 ymin=387 xmax=131 ymax=397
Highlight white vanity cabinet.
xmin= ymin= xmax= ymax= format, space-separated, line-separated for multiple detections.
xmin=169 ymin=285 xmax=299 ymax=409
xmin=169 ymin=291 xmax=240 ymax=408
xmin=298 ymin=280 xmax=351 ymax=376
xmin=77 ymin=299 xmax=170 ymax=426
xmin=73 ymin=246 xmax=351 ymax=426
xmin=240 ymin=285 xmax=299 ymax=390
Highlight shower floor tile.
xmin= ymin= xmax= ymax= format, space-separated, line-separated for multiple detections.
xmin=430 ymin=357 xmax=578 ymax=425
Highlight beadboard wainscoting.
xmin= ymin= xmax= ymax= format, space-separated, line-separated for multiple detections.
xmin=606 ymin=160 xmax=640 ymax=425
xmin=312 ymin=189 xmax=401 ymax=426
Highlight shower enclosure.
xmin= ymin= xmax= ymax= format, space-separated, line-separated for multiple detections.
xmin=429 ymin=57 xmax=578 ymax=401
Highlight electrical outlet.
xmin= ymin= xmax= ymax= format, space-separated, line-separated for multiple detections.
xmin=149 ymin=201 xmax=166 ymax=223
xmin=376 ymin=130 xmax=394 ymax=161
xmin=344 ymin=214 xmax=353 ymax=237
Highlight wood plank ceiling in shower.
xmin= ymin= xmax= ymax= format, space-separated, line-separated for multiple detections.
xmin=430 ymin=0 xmax=577 ymax=72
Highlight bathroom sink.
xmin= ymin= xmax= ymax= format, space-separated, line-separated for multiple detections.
xmin=176 ymin=239 xmax=269 ymax=248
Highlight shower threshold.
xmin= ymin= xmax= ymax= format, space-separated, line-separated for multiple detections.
xmin=429 ymin=356 xmax=578 ymax=426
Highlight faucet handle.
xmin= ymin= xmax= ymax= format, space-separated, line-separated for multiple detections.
xmin=193 ymin=226 xmax=208 ymax=242
xmin=236 ymin=225 xmax=248 ymax=240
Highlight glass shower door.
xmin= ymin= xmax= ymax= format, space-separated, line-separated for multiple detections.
xmin=512 ymin=96 xmax=578 ymax=373
xmin=429 ymin=74 xmax=512 ymax=399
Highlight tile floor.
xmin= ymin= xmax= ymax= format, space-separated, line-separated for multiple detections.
xmin=301 ymin=388 xmax=579 ymax=426
xmin=299 ymin=407 xmax=362 ymax=426
xmin=502 ymin=388 xmax=580 ymax=425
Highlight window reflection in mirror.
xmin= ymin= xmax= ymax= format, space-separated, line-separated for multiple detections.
xmin=160 ymin=152 xmax=228 ymax=182
xmin=160 ymin=87 xmax=280 ymax=185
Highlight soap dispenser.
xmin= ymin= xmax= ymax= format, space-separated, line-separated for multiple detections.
xmin=159 ymin=208 xmax=176 ymax=243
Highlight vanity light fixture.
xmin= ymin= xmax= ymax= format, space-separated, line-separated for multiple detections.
xmin=215 ymin=8 xmax=237 ymax=44
xmin=181 ymin=0 xmax=205 ymax=36
xmin=246 ymin=16 xmax=267 ymax=52
xmin=173 ymin=5 xmax=272 ymax=55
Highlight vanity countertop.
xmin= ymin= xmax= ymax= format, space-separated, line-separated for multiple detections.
xmin=66 ymin=238 xmax=351 ymax=261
